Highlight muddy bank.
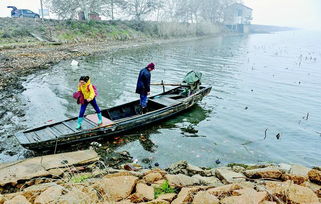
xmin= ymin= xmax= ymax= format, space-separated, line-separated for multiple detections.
xmin=0 ymin=149 xmax=320 ymax=203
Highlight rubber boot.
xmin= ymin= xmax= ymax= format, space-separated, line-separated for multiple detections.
xmin=76 ymin=117 xmax=83 ymax=130
xmin=142 ymin=107 xmax=147 ymax=114
xmin=97 ymin=113 xmax=103 ymax=126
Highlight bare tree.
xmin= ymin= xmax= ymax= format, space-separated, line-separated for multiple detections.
xmin=120 ymin=0 xmax=162 ymax=21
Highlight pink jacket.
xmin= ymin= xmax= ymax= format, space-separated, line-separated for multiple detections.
xmin=73 ymin=91 xmax=85 ymax=105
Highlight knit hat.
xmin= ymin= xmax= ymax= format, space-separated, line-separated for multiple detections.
xmin=147 ymin=63 xmax=155 ymax=70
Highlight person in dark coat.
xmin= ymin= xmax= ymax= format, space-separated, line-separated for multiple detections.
xmin=136 ymin=63 xmax=155 ymax=114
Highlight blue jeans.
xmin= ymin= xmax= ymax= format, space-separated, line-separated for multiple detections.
xmin=79 ymin=98 xmax=101 ymax=118
xmin=140 ymin=94 xmax=148 ymax=108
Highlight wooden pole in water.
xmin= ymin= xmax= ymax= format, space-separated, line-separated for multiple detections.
xmin=161 ymin=80 xmax=165 ymax=93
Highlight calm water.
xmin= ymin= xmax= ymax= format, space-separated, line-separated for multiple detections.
xmin=5 ymin=30 xmax=321 ymax=167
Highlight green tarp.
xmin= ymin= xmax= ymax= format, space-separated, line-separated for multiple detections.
xmin=182 ymin=71 xmax=202 ymax=86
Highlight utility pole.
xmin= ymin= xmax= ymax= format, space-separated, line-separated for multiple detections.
xmin=40 ymin=0 xmax=44 ymax=19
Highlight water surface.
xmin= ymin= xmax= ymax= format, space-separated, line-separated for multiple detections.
xmin=2 ymin=30 xmax=321 ymax=167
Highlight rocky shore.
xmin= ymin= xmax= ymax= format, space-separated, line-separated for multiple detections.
xmin=0 ymin=149 xmax=320 ymax=204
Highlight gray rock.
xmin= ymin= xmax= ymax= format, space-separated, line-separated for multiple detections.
xmin=244 ymin=167 xmax=282 ymax=179
xmin=232 ymin=166 xmax=246 ymax=173
xmin=290 ymin=164 xmax=311 ymax=176
xmin=215 ymin=167 xmax=246 ymax=184
xmin=165 ymin=174 xmax=200 ymax=187
xmin=166 ymin=160 xmax=188 ymax=174
xmin=186 ymin=163 xmax=205 ymax=176
xmin=278 ymin=163 xmax=292 ymax=173
xmin=192 ymin=174 xmax=223 ymax=187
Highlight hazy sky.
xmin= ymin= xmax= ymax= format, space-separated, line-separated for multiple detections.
xmin=244 ymin=0 xmax=321 ymax=29
xmin=0 ymin=0 xmax=320 ymax=29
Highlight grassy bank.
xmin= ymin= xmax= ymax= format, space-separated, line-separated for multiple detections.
xmin=0 ymin=18 xmax=223 ymax=46
xmin=0 ymin=18 xmax=224 ymax=91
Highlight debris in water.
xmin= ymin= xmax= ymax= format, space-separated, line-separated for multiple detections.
xmin=245 ymin=107 xmax=248 ymax=110
xmin=71 ymin=60 xmax=79 ymax=66
xmin=276 ymin=133 xmax=281 ymax=140
xmin=155 ymin=162 xmax=159 ymax=167
xmin=264 ymin=128 xmax=268 ymax=140
xmin=215 ymin=159 xmax=221 ymax=164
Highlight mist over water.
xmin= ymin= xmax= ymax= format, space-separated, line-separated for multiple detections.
xmin=3 ymin=30 xmax=321 ymax=167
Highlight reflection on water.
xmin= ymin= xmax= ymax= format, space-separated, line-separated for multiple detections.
xmin=5 ymin=30 xmax=321 ymax=167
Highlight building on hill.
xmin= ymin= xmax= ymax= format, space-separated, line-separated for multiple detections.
xmin=224 ymin=3 xmax=253 ymax=33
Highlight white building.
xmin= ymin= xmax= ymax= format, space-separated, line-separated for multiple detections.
xmin=224 ymin=3 xmax=253 ymax=33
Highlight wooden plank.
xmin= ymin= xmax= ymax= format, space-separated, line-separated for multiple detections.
xmin=86 ymin=114 xmax=114 ymax=126
xmin=26 ymin=132 xmax=40 ymax=142
xmin=34 ymin=128 xmax=56 ymax=141
xmin=54 ymin=123 xmax=74 ymax=134
xmin=82 ymin=118 xmax=97 ymax=129
xmin=63 ymin=120 xmax=79 ymax=132
xmin=150 ymin=97 xmax=180 ymax=107
xmin=16 ymin=132 xmax=31 ymax=144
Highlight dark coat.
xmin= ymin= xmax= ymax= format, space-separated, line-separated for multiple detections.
xmin=136 ymin=68 xmax=151 ymax=95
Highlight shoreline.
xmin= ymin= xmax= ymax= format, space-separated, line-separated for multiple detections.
xmin=0 ymin=149 xmax=320 ymax=203
xmin=0 ymin=32 xmax=225 ymax=163
xmin=0 ymin=33 xmax=224 ymax=92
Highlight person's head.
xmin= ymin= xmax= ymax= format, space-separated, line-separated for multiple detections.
xmin=146 ymin=63 xmax=155 ymax=71
xmin=79 ymin=76 xmax=90 ymax=86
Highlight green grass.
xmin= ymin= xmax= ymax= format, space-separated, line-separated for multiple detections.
xmin=154 ymin=180 xmax=176 ymax=199
xmin=70 ymin=174 xmax=93 ymax=183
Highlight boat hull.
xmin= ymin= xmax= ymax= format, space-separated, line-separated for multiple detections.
xmin=15 ymin=86 xmax=212 ymax=150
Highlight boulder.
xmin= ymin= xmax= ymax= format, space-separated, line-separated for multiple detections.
xmin=166 ymin=161 xmax=188 ymax=175
xmin=309 ymin=169 xmax=321 ymax=185
xmin=186 ymin=164 xmax=205 ymax=176
xmin=0 ymin=194 xmax=4 ymax=204
xmin=221 ymin=188 xmax=267 ymax=204
xmin=4 ymin=195 xmax=30 ymax=204
xmin=151 ymin=179 xmax=167 ymax=188
xmin=94 ymin=176 xmax=138 ymax=201
xmin=144 ymin=169 xmax=167 ymax=177
xmin=22 ymin=183 xmax=58 ymax=200
xmin=157 ymin=193 xmax=177 ymax=202
xmin=165 ymin=174 xmax=200 ymax=187
xmin=115 ymin=200 xmax=133 ymax=204
xmin=192 ymin=175 xmax=223 ymax=187
xmin=282 ymin=164 xmax=311 ymax=184
xmin=145 ymin=200 xmax=169 ymax=204
xmin=105 ymin=171 xmax=139 ymax=178
xmin=129 ymin=183 xmax=154 ymax=202
xmin=144 ymin=172 xmax=163 ymax=183
xmin=192 ymin=191 xmax=219 ymax=204
xmin=244 ymin=167 xmax=282 ymax=179
xmin=207 ymin=184 xmax=241 ymax=197
xmin=171 ymin=187 xmax=206 ymax=204
xmin=215 ymin=168 xmax=245 ymax=184
xmin=265 ymin=181 xmax=319 ymax=203
xmin=231 ymin=166 xmax=245 ymax=173
xmin=34 ymin=185 xmax=65 ymax=204
xmin=278 ymin=163 xmax=291 ymax=173
xmin=58 ymin=185 xmax=99 ymax=203
xmin=303 ymin=181 xmax=321 ymax=198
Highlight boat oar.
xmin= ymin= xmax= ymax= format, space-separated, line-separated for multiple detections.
xmin=151 ymin=83 xmax=182 ymax=86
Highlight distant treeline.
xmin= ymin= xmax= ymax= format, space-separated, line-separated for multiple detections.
xmin=250 ymin=24 xmax=298 ymax=33
xmin=44 ymin=0 xmax=240 ymax=23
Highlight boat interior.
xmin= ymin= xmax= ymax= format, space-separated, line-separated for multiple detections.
xmin=19 ymin=87 xmax=204 ymax=145
xmin=97 ymin=87 xmax=189 ymax=122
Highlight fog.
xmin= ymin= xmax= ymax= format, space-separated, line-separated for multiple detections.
xmin=244 ymin=0 xmax=321 ymax=29
xmin=0 ymin=0 xmax=321 ymax=30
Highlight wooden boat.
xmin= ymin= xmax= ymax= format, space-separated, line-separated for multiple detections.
xmin=15 ymin=85 xmax=212 ymax=151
